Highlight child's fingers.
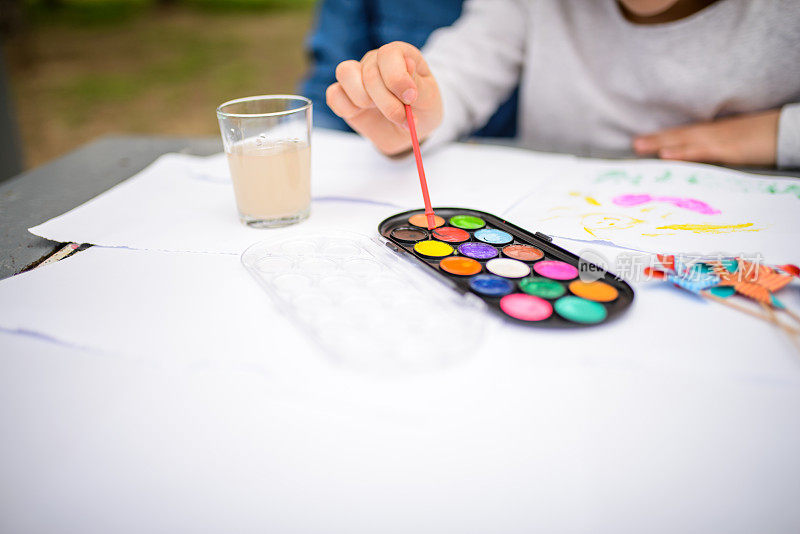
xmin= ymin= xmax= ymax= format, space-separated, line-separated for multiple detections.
xmin=376 ymin=42 xmax=420 ymax=105
xmin=634 ymin=125 xmax=706 ymax=154
xmin=361 ymin=51 xmax=408 ymax=126
xmin=637 ymin=110 xmax=779 ymax=166
xmin=632 ymin=136 xmax=659 ymax=154
xmin=634 ymin=133 xmax=679 ymax=154
xmin=658 ymin=143 xmax=718 ymax=163
xmin=334 ymin=60 xmax=373 ymax=110
xmin=326 ymin=83 xmax=361 ymax=120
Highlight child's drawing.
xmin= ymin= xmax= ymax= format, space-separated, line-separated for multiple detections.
xmin=655 ymin=223 xmax=760 ymax=234
xmin=612 ymin=194 xmax=720 ymax=215
xmin=540 ymin=189 xmax=765 ymax=241
xmin=580 ymin=213 xmax=645 ymax=238
xmin=505 ymin=160 xmax=798 ymax=256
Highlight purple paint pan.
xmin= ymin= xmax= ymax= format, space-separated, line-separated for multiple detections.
xmin=458 ymin=242 xmax=499 ymax=260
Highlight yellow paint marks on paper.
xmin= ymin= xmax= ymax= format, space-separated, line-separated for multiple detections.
xmin=582 ymin=213 xmax=645 ymax=231
xmin=655 ymin=223 xmax=760 ymax=234
xmin=568 ymin=191 xmax=601 ymax=205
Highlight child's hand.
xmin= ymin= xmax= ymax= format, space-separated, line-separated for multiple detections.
xmin=633 ymin=109 xmax=781 ymax=167
xmin=326 ymin=42 xmax=443 ymax=156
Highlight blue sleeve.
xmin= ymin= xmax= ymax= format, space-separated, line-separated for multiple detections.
xmin=299 ymin=0 xmax=372 ymax=132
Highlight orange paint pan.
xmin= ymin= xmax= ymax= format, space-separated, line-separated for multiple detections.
xmin=439 ymin=256 xmax=482 ymax=276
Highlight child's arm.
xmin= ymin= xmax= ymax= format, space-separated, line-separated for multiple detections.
xmin=633 ymin=105 xmax=800 ymax=168
xmin=325 ymin=0 xmax=526 ymax=156
xmin=420 ymin=0 xmax=527 ymax=148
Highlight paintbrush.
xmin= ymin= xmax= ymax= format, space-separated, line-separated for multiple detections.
xmin=699 ymin=291 xmax=799 ymax=334
xmin=760 ymin=300 xmax=800 ymax=352
xmin=642 ymin=266 xmax=798 ymax=334
xmin=405 ymin=104 xmax=437 ymax=230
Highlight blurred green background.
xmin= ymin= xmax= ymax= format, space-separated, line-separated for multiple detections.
xmin=2 ymin=0 xmax=316 ymax=168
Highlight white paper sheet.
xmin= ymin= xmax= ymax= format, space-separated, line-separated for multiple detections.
xmin=0 ymin=247 xmax=323 ymax=379
xmin=29 ymin=129 xmax=573 ymax=254
xmin=2 ymin=275 xmax=800 ymax=533
xmin=31 ymin=128 xmax=799 ymax=259
xmin=8 ymin=128 xmax=800 ymax=531
xmin=2 ymin=244 xmax=799 ymax=387
xmin=27 ymin=162 xmax=402 ymax=255
xmin=309 ymin=130 xmax=574 ymax=211
xmin=504 ymin=159 xmax=800 ymax=260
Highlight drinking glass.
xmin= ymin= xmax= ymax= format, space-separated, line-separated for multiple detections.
xmin=217 ymin=95 xmax=312 ymax=228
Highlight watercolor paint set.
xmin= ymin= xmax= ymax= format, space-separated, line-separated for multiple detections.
xmin=242 ymin=230 xmax=485 ymax=371
xmin=379 ymin=208 xmax=634 ymax=327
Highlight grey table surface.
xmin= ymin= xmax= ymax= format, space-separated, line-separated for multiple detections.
xmin=0 ymin=135 xmax=222 ymax=281
xmin=1 ymin=134 xmax=798 ymax=282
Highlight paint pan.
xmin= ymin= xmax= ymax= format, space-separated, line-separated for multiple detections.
xmin=409 ymin=214 xmax=445 ymax=228
xmin=379 ymin=208 xmax=634 ymax=328
xmin=554 ymin=296 xmax=607 ymax=324
xmin=519 ymin=277 xmax=566 ymax=299
xmin=449 ymin=215 xmax=485 ymax=230
xmin=391 ymin=226 xmax=428 ymax=243
xmin=413 ymin=240 xmax=453 ymax=258
xmin=469 ymin=275 xmax=515 ymax=297
xmin=486 ymin=258 xmax=530 ymax=278
xmin=533 ymin=261 xmax=579 ymax=281
xmin=440 ymin=257 xmax=482 ymax=276
xmin=568 ymin=280 xmax=618 ymax=302
xmin=458 ymin=242 xmax=499 ymax=260
xmin=500 ymin=293 xmax=553 ymax=321
xmin=475 ymin=228 xmax=513 ymax=245
xmin=432 ymin=227 xmax=471 ymax=243
xmin=502 ymin=245 xmax=544 ymax=262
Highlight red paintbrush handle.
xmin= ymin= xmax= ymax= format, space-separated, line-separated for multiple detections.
xmin=405 ymin=104 xmax=436 ymax=229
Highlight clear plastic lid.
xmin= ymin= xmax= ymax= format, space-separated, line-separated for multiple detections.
xmin=242 ymin=230 xmax=487 ymax=374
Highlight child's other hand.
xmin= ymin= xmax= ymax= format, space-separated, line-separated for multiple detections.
xmin=633 ymin=109 xmax=781 ymax=167
xmin=326 ymin=42 xmax=442 ymax=156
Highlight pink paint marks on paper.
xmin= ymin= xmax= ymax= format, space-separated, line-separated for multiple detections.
xmin=612 ymin=194 xmax=721 ymax=215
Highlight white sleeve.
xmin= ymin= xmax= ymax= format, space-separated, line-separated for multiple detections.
xmin=422 ymin=0 xmax=528 ymax=148
xmin=777 ymin=103 xmax=800 ymax=169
